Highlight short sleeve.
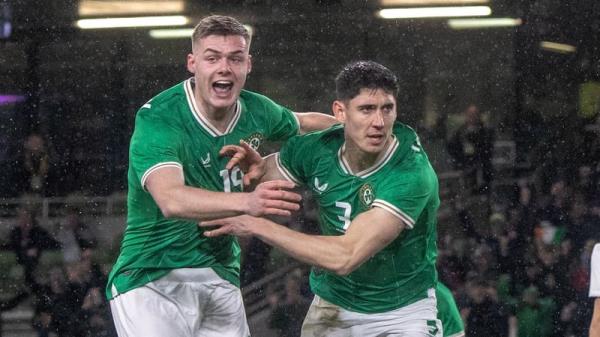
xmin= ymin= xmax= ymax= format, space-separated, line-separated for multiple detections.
xmin=261 ymin=96 xmax=300 ymax=141
xmin=371 ymin=168 xmax=436 ymax=229
xmin=129 ymin=109 xmax=183 ymax=189
xmin=275 ymin=134 xmax=311 ymax=186
xmin=590 ymin=244 xmax=600 ymax=297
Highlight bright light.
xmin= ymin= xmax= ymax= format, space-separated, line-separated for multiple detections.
xmin=378 ymin=6 xmax=491 ymax=19
xmin=381 ymin=0 xmax=488 ymax=5
xmin=540 ymin=41 xmax=576 ymax=54
xmin=149 ymin=28 xmax=194 ymax=39
xmin=448 ymin=18 xmax=522 ymax=29
xmin=79 ymin=1 xmax=184 ymax=16
xmin=150 ymin=25 xmax=254 ymax=39
xmin=76 ymin=16 xmax=189 ymax=29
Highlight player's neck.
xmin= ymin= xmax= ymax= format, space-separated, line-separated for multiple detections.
xmin=194 ymin=93 xmax=237 ymax=133
xmin=342 ymin=139 xmax=392 ymax=173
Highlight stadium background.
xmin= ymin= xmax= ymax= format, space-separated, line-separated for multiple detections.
xmin=0 ymin=1 xmax=599 ymax=336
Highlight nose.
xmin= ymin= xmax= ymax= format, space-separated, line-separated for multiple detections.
xmin=372 ymin=110 xmax=385 ymax=128
xmin=217 ymin=58 xmax=232 ymax=74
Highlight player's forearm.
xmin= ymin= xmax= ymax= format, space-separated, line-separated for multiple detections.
xmin=591 ymin=299 xmax=600 ymax=337
xmin=157 ymin=185 xmax=248 ymax=221
xmin=295 ymin=112 xmax=338 ymax=134
xmin=252 ymin=218 xmax=356 ymax=275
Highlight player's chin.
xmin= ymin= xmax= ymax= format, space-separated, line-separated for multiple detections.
xmin=210 ymin=96 xmax=237 ymax=110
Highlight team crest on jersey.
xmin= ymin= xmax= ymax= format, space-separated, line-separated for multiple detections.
xmin=243 ymin=133 xmax=264 ymax=150
xmin=359 ymin=183 xmax=374 ymax=208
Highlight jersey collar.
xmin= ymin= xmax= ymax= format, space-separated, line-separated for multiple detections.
xmin=338 ymin=136 xmax=399 ymax=178
xmin=184 ymin=78 xmax=241 ymax=137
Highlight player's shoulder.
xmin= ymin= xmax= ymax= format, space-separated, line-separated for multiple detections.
xmin=297 ymin=123 xmax=343 ymax=144
xmin=137 ymin=80 xmax=187 ymax=117
xmin=593 ymin=243 xmax=600 ymax=261
xmin=283 ymin=124 xmax=342 ymax=155
xmin=392 ymin=122 xmax=418 ymax=142
xmin=239 ymin=89 xmax=281 ymax=108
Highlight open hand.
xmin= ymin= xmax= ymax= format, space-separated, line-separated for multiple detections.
xmin=200 ymin=214 xmax=263 ymax=238
xmin=220 ymin=141 xmax=265 ymax=186
xmin=246 ymin=180 xmax=301 ymax=217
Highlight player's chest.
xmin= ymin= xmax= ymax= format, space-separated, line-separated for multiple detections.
xmin=311 ymin=168 xmax=382 ymax=233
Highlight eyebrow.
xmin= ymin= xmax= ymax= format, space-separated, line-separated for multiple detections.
xmin=203 ymin=48 xmax=245 ymax=55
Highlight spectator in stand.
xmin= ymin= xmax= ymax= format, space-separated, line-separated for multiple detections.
xmin=447 ymin=104 xmax=494 ymax=195
xmin=515 ymin=286 xmax=556 ymax=337
xmin=463 ymin=277 xmax=510 ymax=337
xmin=19 ymin=133 xmax=50 ymax=196
xmin=0 ymin=207 xmax=60 ymax=274
xmin=55 ymin=206 xmax=97 ymax=264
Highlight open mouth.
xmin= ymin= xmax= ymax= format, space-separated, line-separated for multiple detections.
xmin=367 ymin=134 xmax=385 ymax=145
xmin=212 ymin=80 xmax=234 ymax=95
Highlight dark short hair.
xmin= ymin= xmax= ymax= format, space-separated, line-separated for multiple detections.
xmin=335 ymin=61 xmax=399 ymax=101
xmin=192 ymin=15 xmax=251 ymax=48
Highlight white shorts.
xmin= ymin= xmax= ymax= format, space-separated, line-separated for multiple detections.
xmin=301 ymin=289 xmax=442 ymax=337
xmin=110 ymin=268 xmax=250 ymax=337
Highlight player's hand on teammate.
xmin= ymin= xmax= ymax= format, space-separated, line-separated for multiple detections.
xmin=200 ymin=214 xmax=261 ymax=238
xmin=220 ymin=141 xmax=265 ymax=186
xmin=245 ymin=180 xmax=301 ymax=217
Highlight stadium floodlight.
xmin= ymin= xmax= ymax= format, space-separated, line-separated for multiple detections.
xmin=448 ymin=18 xmax=522 ymax=29
xmin=540 ymin=41 xmax=576 ymax=54
xmin=79 ymin=0 xmax=184 ymax=16
xmin=378 ymin=6 xmax=492 ymax=19
xmin=149 ymin=28 xmax=194 ymax=39
xmin=76 ymin=15 xmax=189 ymax=29
xmin=150 ymin=25 xmax=254 ymax=39
xmin=380 ymin=0 xmax=488 ymax=5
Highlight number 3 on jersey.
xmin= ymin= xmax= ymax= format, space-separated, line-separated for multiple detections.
xmin=220 ymin=167 xmax=243 ymax=192
xmin=335 ymin=201 xmax=352 ymax=230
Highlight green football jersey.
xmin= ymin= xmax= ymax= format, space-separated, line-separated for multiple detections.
xmin=106 ymin=78 xmax=299 ymax=299
xmin=277 ymin=122 xmax=439 ymax=313
xmin=436 ymin=282 xmax=465 ymax=337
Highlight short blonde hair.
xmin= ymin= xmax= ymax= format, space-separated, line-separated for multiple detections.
xmin=192 ymin=15 xmax=250 ymax=49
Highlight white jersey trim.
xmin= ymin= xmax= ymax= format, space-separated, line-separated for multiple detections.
xmin=447 ymin=332 xmax=465 ymax=337
xmin=590 ymin=243 xmax=600 ymax=297
xmin=184 ymin=78 xmax=241 ymax=137
xmin=338 ymin=136 xmax=398 ymax=178
xmin=274 ymin=153 xmax=302 ymax=185
xmin=372 ymin=199 xmax=415 ymax=229
xmin=140 ymin=162 xmax=183 ymax=191
xmin=291 ymin=112 xmax=301 ymax=134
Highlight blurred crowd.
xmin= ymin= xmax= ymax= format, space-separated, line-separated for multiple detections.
xmin=0 ymin=206 xmax=115 ymax=337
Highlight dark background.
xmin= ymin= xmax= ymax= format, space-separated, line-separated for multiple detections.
xmin=1 ymin=0 xmax=599 ymax=197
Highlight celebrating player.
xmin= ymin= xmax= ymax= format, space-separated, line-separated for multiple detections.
xmin=106 ymin=15 xmax=337 ymax=337
xmin=203 ymin=60 xmax=443 ymax=336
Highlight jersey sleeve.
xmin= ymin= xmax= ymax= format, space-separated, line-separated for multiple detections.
xmin=260 ymin=96 xmax=300 ymax=141
xmin=371 ymin=166 xmax=437 ymax=229
xmin=274 ymin=134 xmax=312 ymax=186
xmin=590 ymin=244 xmax=600 ymax=297
xmin=129 ymin=107 xmax=183 ymax=189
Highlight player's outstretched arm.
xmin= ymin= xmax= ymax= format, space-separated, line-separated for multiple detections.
xmin=201 ymin=207 xmax=405 ymax=275
xmin=592 ymin=298 xmax=600 ymax=337
xmin=295 ymin=112 xmax=339 ymax=134
xmin=220 ymin=142 xmax=287 ymax=186
xmin=146 ymin=166 xmax=301 ymax=221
